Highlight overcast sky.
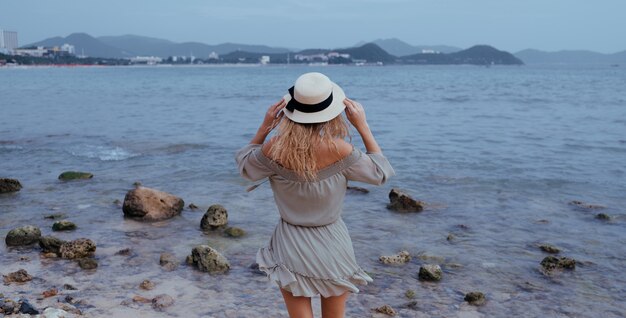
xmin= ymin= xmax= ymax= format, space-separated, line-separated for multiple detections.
xmin=1 ymin=0 xmax=624 ymax=53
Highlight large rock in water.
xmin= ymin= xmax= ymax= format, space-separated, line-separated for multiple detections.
xmin=5 ymin=226 xmax=41 ymax=246
xmin=387 ymin=189 xmax=424 ymax=212
xmin=200 ymin=204 xmax=228 ymax=230
xmin=418 ymin=264 xmax=442 ymax=281
xmin=39 ymin=236 xmax=66 ymax=254
xmin=59 ymin=238 xmax=96 ymax=259
xmin=122 ymin=186 xmax=184 ymax=221
xmin=0 ymin=178 xmax=22 ymax=193
xmin=186 ymin=245 xmax=230 ymax=274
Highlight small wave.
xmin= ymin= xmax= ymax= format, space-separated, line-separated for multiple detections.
xmin=69 ymin=145 xmax=137 ymax=161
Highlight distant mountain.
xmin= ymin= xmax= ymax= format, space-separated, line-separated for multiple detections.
xmin=355 ymin=38 xmax=461 ymax=56
xmin=515 ymin=49 xmax=626 ymax=64
xmin=98 ymin=35 xmax=292 ymax=57
xmin=26 ymin=33 xmax=131 ymax=58
xmin=335 ymin=43 xmax=396 ymax=63
xmin=400 ymin=45 xmax=523 ymax=65
xmin=26 ymin=33 xmax=293 ymax=58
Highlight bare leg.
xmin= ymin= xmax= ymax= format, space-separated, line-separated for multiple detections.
xmin=320 ymin=291 xmax=349 ymax=318
xmin=280 ymin=288 xmax=314 ymax=318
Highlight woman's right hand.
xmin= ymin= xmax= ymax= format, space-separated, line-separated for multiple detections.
xmin=344 ymin=98 xmax=368 ymax=131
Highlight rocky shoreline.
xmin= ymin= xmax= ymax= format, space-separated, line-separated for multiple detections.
xmin=0 ymin=174 xmax=616 ymax=316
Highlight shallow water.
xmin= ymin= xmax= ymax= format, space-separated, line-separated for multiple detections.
xmin=1 ymin=64 xmax=625 ymax=317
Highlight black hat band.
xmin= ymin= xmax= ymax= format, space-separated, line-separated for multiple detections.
xmin=285 ymin=86 xmax=334 ymax=113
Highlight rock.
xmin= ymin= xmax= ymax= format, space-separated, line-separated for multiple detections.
xmin=59 ymin=238 xmax=96 ymax=259
xmin=418 ymin=264 xmax=442 ymax=281
xmin=52 ymin=220 xmax=77 ymax=231
xmin=63 ymin=283 xmax=78 ymax=290
xmin=3 ymin=269 xmax=33 ymax=284
xmin=41 ymin=307 xmax=70 ymax=318
xmin=139 ymin=280 xmax=155 ymax=290
xmin=122 ymin=186 xmax=184 ymax=221
xmin=133 ymin=181 xmax=142 ymax=187
xmin=405 ymin=289 xmax=416 ymax=299
xmin=568 ymin=200 xmax=605 ymax=210
xmin=200 ymin=204 xmax=228 ymax=230
xmin=596 ymin=213 xmax=611 ymax=220
xmin=249 ymin=262 xmax=265 ymax=275
xmin=19 ymin=299 xmax=39 ymax=315
xmin=0 ymin=178 xmax=22 ymax=193
xmin=188 ymin=203 xmax=199 ymax=210
xmin=446 ymin=234 xmax=455 ymax=241
xmin=464 ymin=291 xmax=486 ymax=306
xmin=132 ymin=295 xmax=151 ymax=304
xmin=115 ymin=248 xmax=132 ymax=256
xmin=539 ymin=244 xmax=560 ymax=254
xmin=58 ymin=171 xmax=93 ymax=181
xmin=5 ymin=225 xmax=42 ymax=246
xmin=540 ymin=256 xmax=575 ymax=274
xmin=78 ymin=258 xmax=98 ymax=270
xmin=387 ymin=188 xmax=424 ymax=212
xmin=42 ymin=288 xmax=59 ymax=298
xmin=1 ymin=299 xmax=16 ymax=314
xmin=224 ymin=226 xmax=245 ymax=237
xmin=43 ymin=213 xmax=66 ymax=220
xmin=374 ymin=304 xmax=397 ymax=316
xmin=379 ymin=251 xmax=411 ymax=265
xmin=188 ymin=245 xmax=230 ymax=274
xmin=346 ymin=186 xmax=369 ymax=194
xmin=152 ymin=294 xmax=174 ymax=311
xmin=159 ymin=253 xmax=179 ymax=271
xmin=401 ymin=300 xmax=419 ymax=310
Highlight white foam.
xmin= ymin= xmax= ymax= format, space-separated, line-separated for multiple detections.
xmin=70 ymin=145 xmax=137 ymax=161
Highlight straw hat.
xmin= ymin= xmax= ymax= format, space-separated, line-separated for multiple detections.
xmin=282 ymin=72 xmax=346 ymax=124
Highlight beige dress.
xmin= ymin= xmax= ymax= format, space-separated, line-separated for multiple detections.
xmin=235 ymin=143 xmax=395 ymax=297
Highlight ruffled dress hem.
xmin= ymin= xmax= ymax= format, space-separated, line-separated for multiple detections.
xmin=256 ymin=247 xmax=373 ymax=298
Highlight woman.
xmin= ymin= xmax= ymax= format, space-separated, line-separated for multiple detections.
xmin=236 ymin=72 xmax=394 ymax=318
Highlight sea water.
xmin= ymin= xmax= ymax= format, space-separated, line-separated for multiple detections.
xmin=1 ymin=65 xmax=625 ymax=317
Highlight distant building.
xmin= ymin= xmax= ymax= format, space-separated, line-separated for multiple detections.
xmin=61 ymin=43 xmax=75 ymax=55
xmin=260 ymin=55 xmax=270 ymax=64
xmin=327 ymin=52 xmax=350 ymax=59
xmin=421 ymin=49 xmax=440 ymax=54
xmin=129 ymin=56 xmax=162 ymax=65
xmin=208 ymin=51 xmax=219 ymax=60
xmin=15 ymin=46 xmax=48 ymax=57
xmin=0 ymin=29 xmax=19 ymax=54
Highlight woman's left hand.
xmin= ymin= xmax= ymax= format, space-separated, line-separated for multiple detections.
xmin=259 ymin=98 xmax=286 ymax=133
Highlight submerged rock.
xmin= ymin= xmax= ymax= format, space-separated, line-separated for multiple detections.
xmin=42 ymin=288 xmax=59 ymax=298
xmin=59 ymin=238 xmax=96 ymax=259
xmin=346 ymin=185 xmax=369 ymax=194
xmin=188 ymin=203 xmax=199 ymax=210
xmin=418 ymin=264 xmax=442 ymax=281
xmin=568 ymin=200 xmax=605 ymax=210
xmin=78 ymin=258 xmax=98 ymax=270
xmin=200 ymin=204 xmax=228 ymax=230
xmin=595 ymin=213 xmax=611 ymax=220
xmin=187 ymin=245 xmax=230 ymax=274
xmin=224 ymin=226 xmax=245 ymax=237
xmin=5 ymin=225 xmax=41 ymax=246
xmin=122 ymin=186 xmax=184 ymax=221
xmin=249 ymin=262 xmax=265 ymax=275
xmin=379 ymin=251 xmax=411 ymax=265
xmin=159 ymin=252 xmax=179 ymax=271
xmin=1 ymin=298 xmax=17 ymax=314
xmin=374 ymin=304 xmax=397 ymax=316
xmin=39 ymin=236 xmax=66 ymax=254
xmin=152 ymin=294 xmax=174 ymax=311
xmin=539 ymin=244 xmax=560 ymax=254
xmin=140 ymin=279 xmax=156 ymax=290
xmin=115 ymin=248 xmax=132 ymax=256
xmin=52 ymin=220 xmax=77 ymax=231
xmin=58 ymin=171 xmax=93 ymax=181
xmin=43 ymin=213 xmax=66 ymax=220
xmin=405 ymin=289 xmax=416 ymax=299
xmin=387 ymin=188 xmax=424 ymax=212
xmin=3 ymin=269 xmax=33 ymax=284
xmin=464 ymin=291 xmax=486 ymax=306
xmin=0 ymin=178 xmax=22 ymax=193
xmin=540 ymin=256 xmax=576 ymax=275
xmin=41 ymin=307 xmax=70 ymax=317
